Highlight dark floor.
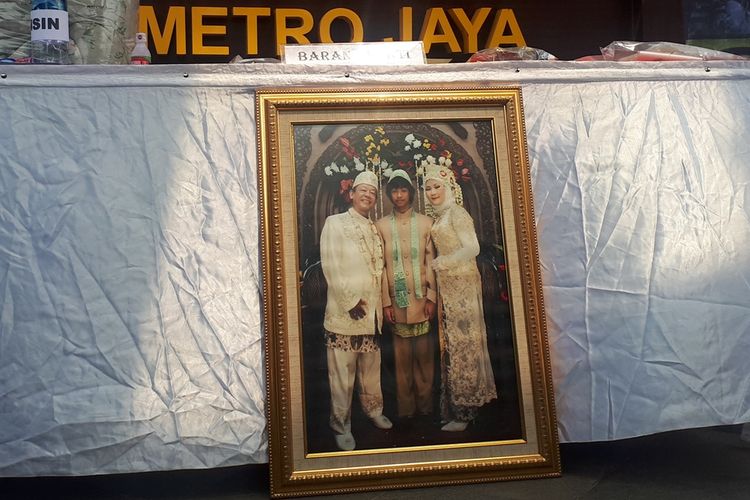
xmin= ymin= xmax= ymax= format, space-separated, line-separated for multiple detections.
xmin=2 ymin=424 xmax=749 ymax=499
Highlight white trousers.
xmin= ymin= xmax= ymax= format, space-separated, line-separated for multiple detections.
xmin=327 ymin=347 xmax=384 ymax=435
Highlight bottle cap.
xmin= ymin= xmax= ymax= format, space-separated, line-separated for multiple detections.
xmin=135 ymin=33 xmax=147 ymax=43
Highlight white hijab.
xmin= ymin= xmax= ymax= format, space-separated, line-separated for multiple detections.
xmin=423 ymin=165 xmax=459 ymax=216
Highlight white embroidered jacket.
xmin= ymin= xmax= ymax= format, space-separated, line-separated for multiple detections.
xmin=320 ymin=208 xmax=384 ymax=335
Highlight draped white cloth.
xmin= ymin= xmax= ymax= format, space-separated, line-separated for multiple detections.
xmin=1 ymin=61 xmax=749 ymax=475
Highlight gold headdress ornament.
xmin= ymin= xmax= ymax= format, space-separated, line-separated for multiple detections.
xmin=422 ymin=164 xmax=463 ymax=217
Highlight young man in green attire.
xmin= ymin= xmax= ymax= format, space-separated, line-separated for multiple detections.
xmin=376 ymin=170 xmax=438 ymax=420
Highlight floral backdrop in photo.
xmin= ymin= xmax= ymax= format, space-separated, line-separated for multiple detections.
xmin=319 ymin=124 xmax=474 ymax=215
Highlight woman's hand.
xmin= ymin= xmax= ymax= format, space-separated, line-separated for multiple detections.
xmin=432 ymin=256 xmax=447 ymax=271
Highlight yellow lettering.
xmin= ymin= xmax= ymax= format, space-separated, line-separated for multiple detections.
xmin=319 ymin=8 xmax=363 ymax=43
xmin=191 ymin=7 xmax=228 ymax=56
xmin=486 ymin=9 xmax=526 ymax=48
xmin=275 ymin=8 xmax=314 ymax=56
xmin=400 ymin=7 xmax=413 ymax=41
xmin=233 ymin=7 xmax=271 ymax=56
xmin=419 ymin=8 xmax=461 ymax=53
xmin=138 ymin=6 xmax=186 ymax=55
xmin=448 ymin=8 xmax=491 ymax=54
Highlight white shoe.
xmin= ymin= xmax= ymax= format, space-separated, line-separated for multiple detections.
xmin=441 ymin=420 xmax=469 ymax=432
xmin=371 ymin=414 xmax=393 ymax=430
xmin=334 ymin=432 xmax=356 ymax=451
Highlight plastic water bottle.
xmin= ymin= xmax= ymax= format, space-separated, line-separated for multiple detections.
xmin=30 ymin=0 xmax=70 ymax=64
xmin=129 ymin=33 xmax=152 ymax=65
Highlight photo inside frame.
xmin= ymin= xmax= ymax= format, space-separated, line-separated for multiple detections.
xmin=294 ymin=120 xmax=523 ymax=454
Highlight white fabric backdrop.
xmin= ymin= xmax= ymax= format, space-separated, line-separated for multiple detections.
xmin=1 ymin=61 xmax=749 ymax=475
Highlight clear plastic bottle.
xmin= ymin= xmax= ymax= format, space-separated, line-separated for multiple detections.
xmin=30 ymin=0 xmax=70 ymax=64
xmin=129 ymin=33 xmax=152 ymax=65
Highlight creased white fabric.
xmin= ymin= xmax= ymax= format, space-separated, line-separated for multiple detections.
xmin=0 ymin=83 xmax=265 ymax=475
xmin=529 ymin=76 xmax=750 ymax=442
xmin=1 ymin=61 xmax=749 ymax=475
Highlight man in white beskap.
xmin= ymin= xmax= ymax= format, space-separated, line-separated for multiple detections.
xmin=320 ymin=170 xmax=393 ymax=451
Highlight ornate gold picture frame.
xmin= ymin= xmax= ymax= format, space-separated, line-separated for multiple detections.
xmin=257 ymin=86 xmax=559 ymax=497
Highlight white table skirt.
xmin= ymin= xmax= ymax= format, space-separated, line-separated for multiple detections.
xmin=1 ymin=60 xmax=749 ymax=475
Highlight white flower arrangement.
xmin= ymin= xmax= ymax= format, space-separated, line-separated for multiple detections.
xmin=322 ymin=128 xmax=468 ymax=197
xmin=404 ymin=133 xmax=422 ymax=149
xmin=404 ymin=135 xmax=459 ymax=175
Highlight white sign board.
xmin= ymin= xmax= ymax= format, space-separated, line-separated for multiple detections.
xmin=31 ymin=9 xmax=69 ymax=42
xmin=283 ymin=42 xmax=425 ymax=65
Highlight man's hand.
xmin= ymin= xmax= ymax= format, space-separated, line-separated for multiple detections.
xmin=349 ymin=299 xmax=367 ymax=320
xmin=424 ymin=299 xmax=436 ymax=320
xmin=384 ymin=306 xmax=395 ymax=324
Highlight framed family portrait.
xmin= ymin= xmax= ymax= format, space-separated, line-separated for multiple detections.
xmin=257 ymin=86 xmax=559 ymax=497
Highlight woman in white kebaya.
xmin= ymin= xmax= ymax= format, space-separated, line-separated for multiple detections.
xmin=423 ymin=165 xmax=497 ymax=432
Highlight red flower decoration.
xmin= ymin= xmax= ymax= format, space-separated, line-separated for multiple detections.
xmin=456 ymin=159 xmax=464 ymax=167
xmin=499 ymin=264 xmax=506 ymax=272
xmin=339 ymin=137 xmax=359 ymax=159
xmin=500 ymin=290 xmax=509 ymax=302
xmin=340 ymin=178 xmax=354 ymax=203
